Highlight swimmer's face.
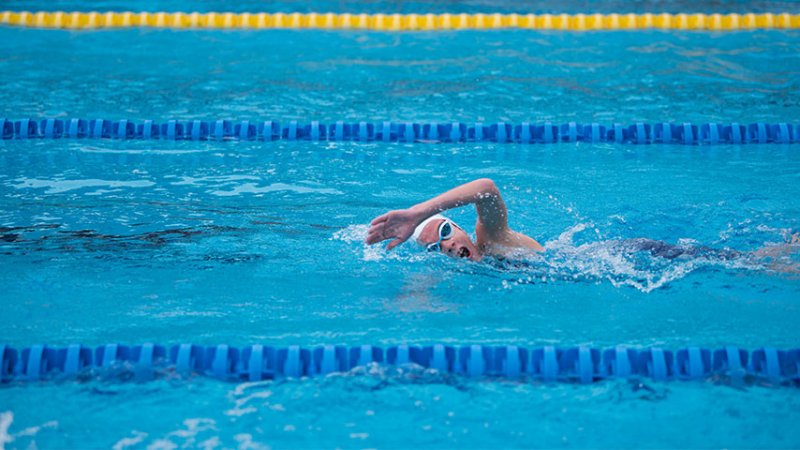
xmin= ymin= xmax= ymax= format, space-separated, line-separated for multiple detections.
xmin=417 ymin=219 xmax=481 ymax=261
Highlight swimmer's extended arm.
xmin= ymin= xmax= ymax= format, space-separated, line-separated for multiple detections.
xmin=412 ymin=178 xmax=510 ymax=235
xmin=366 ymin=178 xmax=511 ymax=249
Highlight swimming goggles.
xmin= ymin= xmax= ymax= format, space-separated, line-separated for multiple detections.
xmin=426 ymin=219 xmax=455 ymax=252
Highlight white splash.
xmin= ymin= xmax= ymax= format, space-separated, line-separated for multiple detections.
xmin=332 ymin=224 xmax=415 ymax=262
xmin=537 ymin=223 xmax=760 ymax=293
xmin=336 ymin=219 xmax=773 ymax=293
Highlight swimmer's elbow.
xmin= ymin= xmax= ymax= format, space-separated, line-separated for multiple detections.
xmin=474 ymin=178 xmax=500 ymax=196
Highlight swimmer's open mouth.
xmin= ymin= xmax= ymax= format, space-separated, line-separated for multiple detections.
xmin=459 ymin=247 xmax=470 ymax=258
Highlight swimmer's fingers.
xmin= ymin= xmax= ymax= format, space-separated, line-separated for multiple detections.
xmin=366 ymin=222 xmax=394 ymax=245
xmin=365 ymin=222 xmax=407 ymax=249
xmin=370 ymin=212 xmax=390 ymax=226
xmin=386 ymin=238 xmax=404 ymax=250
xmin=367 ymin=209 xmax=414 ymax=247
xmin=365 ymin=226 xmax=384 ymax=244
xmin=365 ymin=229 xmax=386 ymax=245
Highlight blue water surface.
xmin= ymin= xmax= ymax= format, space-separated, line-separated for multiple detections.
xmin=1 ymin=28 xmax=799 ymax=123
xmin=1 ymin=3 xmax=800 ymax=449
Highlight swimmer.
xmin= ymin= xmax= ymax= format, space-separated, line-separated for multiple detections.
xmin=366 ymin=178 xmax=800 ymax=271
xmin=366 ymin=178 xmax=543 ymax=261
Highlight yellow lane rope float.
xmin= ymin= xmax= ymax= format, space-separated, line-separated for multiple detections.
xmin=1 ymin=11 xmax=800 ymax=31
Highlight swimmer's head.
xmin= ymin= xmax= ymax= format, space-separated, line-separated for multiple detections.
xmin=412 ymin=214 xmax=481 ymax=261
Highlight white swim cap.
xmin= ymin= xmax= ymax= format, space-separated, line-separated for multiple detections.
xmin=411 ymin=214 xmax=457 ymax=247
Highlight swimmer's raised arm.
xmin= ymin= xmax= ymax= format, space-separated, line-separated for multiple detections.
xmin=366 ymin=178 xmax=515 ymax=250
xmin=412 ymin=178 xmax=509 ymax=236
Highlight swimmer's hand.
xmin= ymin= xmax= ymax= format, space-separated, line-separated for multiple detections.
xmin=366 ymin=208 xmax=423 ymax=250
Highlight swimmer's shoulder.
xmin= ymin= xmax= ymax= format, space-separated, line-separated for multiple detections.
xmin=481 ymin=241 xmax=544 ymax=261
xmin=478 ymin=229 xmax=544 ymax=254
xmin=482 ymin=249 xmax=543 ymax=270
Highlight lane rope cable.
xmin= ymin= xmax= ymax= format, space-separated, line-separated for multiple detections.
xmin=2 ymin=11 xmax=800 ymax=31
xmin=1 ymin=343 xmax=798 ymax=384
xmin=3 ymin=118 xmax=797 ymax=145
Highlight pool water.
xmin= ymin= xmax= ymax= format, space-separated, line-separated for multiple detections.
xmin=2 ymin=0 xmax=800 ymax=448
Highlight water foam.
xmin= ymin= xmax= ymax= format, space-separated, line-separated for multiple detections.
xmin=333 ymin=224 xmax=427 ymax=263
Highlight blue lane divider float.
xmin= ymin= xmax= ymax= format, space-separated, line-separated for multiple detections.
xmin=1 ymin=344 xmax=798 ymax=384
xmin=1 ymin=119 xmax=798 ymax=144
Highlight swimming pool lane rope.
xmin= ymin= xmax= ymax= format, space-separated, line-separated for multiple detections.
xmin=3 ymin=119 xmax=798 ymax=145
xmin=1 ymin=344 xmax=798 ymax=384
xmin=2 ymin=11 xmax=800 ymax=31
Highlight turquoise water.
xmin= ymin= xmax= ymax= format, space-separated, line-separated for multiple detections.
xmin=2 ymin=2 xmax=800 ymax=448
xmin=2 ymin=28 xmax=800 ymax=122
